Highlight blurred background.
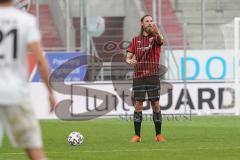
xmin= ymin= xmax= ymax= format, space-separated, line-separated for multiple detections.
xmin=28 ymin=0 xmax=240 ymax=80
xmin=22 ymin=0 xmax=240 ymax=117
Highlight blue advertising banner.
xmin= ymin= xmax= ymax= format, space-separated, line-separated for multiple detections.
xmin=30 ymin=52 xmax=87 ymax=82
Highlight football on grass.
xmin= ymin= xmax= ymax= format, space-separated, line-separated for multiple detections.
xmin=67 ymin=131 xmax=84 ymax=146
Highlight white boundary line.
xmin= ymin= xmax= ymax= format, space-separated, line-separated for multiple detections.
xmin=2 ymin=146 xmax=240 ymax=155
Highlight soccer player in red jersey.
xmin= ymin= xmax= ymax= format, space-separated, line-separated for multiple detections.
xmin=126 ymin=14 xmax=165 ymax=142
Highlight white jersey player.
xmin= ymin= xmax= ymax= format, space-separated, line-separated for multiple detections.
xmin=0 ymin=0 xmax=56 ymax=160
xmin=0 ymin=4 xmax=38 ymax=105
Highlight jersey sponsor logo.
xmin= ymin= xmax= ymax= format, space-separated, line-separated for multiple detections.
xmin=149 ymin=37 xmax=153 ymax=43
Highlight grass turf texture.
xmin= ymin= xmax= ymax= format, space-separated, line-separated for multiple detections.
xmin=1 ymin=116 xmax=240 ymax=160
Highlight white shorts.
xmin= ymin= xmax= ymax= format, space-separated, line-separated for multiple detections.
xmin=0 ymin=100 xmax=42 ymax=148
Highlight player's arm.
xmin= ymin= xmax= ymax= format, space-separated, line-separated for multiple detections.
xmin=155 ymin=31 xmax=164 ymax=45
xmin=152 ymin=24 xmax=164 ymax=45
xmin=28 ymin=42 xmax=56 ymax=112
xmin=126 ymin=51 xmax=137 ymax=65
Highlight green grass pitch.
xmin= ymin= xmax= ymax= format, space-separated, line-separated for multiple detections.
xmin=1 ymin=116 xmax=240 ymax=160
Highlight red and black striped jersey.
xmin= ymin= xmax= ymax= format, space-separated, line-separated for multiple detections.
xmin=127 ymin=35 xmax=162 ymax=79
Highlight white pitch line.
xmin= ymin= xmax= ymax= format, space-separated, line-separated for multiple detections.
xmin=2 ymin=146 xmax=240 ymax=155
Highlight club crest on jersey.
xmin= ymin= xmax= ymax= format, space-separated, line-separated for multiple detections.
xmin=149 ymin=37 xmax=154 ymax=43
xmin=14 ymin=0 xmax=32 ymax=12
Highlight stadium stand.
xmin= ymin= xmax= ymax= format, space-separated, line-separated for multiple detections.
xmin=30 ymin=0 xmax=240 ymax=50
xmin=171 ymin=0 xmax=240 ymax=49
xmin=73 ymin=17 xmax=125 ymax=61
xmin=30 ymin=4 xmax=63 ymax=49
xmin=144 ymin=0 xmax=184 ymax=48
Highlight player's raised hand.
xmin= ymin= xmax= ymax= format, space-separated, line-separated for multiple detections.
xmin=152 ymin=23 xmax=159 ymax=35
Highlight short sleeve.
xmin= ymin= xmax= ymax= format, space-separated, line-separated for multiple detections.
xmin=127 ymin=38 xmax=135 ymax=54
xmin=26 ymin=18 xmax=41 ymax=43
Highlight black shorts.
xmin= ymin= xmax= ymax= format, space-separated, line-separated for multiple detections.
xmin=132 ymin=75 xmax=160 ymax=102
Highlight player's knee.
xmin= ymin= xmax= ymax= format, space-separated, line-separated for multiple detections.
xmin=151 ymin=100 xmax=159 ymax=107
xmin=134 ymin=101 xmax=143 ymax=112
xmin=151 ymin=101 xmax=160 ymax=112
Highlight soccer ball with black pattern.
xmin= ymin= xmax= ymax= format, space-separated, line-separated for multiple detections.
xmin=67 ymin=131 xmax=84 ymax=146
